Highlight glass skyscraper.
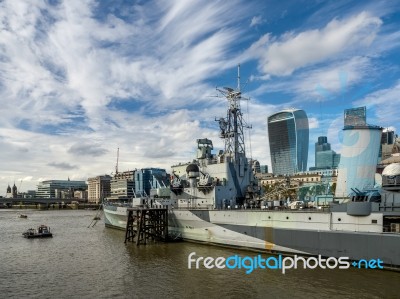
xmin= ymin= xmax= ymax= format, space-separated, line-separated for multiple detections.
xmin=268 ymin=109 xmax=309 ymax=175
xmin=313 ymin=136 xmax=341 ymax=170
xmin=135 ymin=168 xmax=169 ymax=197
xmin=344 ymin=106 xmax=366 ymax=127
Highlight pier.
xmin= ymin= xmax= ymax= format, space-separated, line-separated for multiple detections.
xmin=124 ymin=208 xmax=168 ymax=245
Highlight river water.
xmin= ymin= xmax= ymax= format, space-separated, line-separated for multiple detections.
xmin=0 ymin=209 xmax=399 ymax=299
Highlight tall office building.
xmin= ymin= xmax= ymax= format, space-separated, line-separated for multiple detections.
xmin=260 ymin=165 xmax=269 ymax=174
xmin=87 ymin=175 xmax=111 ymax=203
xmin=313 ymin=136 xmax=341 ymax=170
xmin=135 ymin=168 xmax=169 ymax=197
xmin=380 ymin=129 xmax=396 ymax=161
xmin=381 ymin=129 xmax=395 ymax=145
xmin=109 ymin=170 xmax=135 ymax=200
xmin=268 ymin=109 xmax=309 ymax=175
xmin=344 ymin=106 xmax=366 ymax=127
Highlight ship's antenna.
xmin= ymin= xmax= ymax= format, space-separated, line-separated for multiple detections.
xmin=246 ymin=99 xmax=253 ymax=160
xmin=115 ymin=147 xmax=119 ymax=175
xmin=237 ymin=63 xmax=241 ymax=91
xmin=215 ymin=64 xmax=251 ymax=164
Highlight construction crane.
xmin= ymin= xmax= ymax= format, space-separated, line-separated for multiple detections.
xmin=115 ymin=147 xmax=119 ymax=175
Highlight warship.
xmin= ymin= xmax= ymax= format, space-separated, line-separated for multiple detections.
xmin=104 ymin=67 xmax=400 ymax=268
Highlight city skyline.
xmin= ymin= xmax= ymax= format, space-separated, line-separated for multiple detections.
xmin=1 ymin=0 xmax=400 ymax=193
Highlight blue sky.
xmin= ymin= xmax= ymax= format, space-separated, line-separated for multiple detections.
xmin=1 ymin=0 xmax=400 ymax=194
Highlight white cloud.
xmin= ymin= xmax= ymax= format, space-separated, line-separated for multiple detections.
xmin=308 ymin=117 xmax=319 ymax=129
xmin=293 ymin=56 xmax=373 ymax=99
xmin=0 ymin=0 xmax=250 ymax=132
xmin=250 ymin=16 xmax=264 ymax=27
xmin=0 ymin=1 xmax=399 ymax=195
xmin=354 ymin=81 xmax=400 ymax=131
xmin=0 ymin=0 xmax=257 ymax=195
xmin=383 ymin=126 xmax=397 ymax=133
xmin=246 ymin=53 xmax=376 ymax=115
xmin=22 ymin=176 xmax=34 ymax=182
xmin=249 ymin=11 xmax=382 ymax=76
xmin=326 ymin=115 xmax=345 ymax=153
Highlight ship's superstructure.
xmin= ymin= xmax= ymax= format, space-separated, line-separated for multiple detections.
xmin=170 ymin=66 xmax=259 ymax=209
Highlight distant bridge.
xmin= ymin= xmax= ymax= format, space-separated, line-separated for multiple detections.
xmin=0 ymin=198 xmax=77 ymax=205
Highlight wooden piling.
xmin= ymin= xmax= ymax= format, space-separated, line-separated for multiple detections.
xmin=124 ymin=208 xmax=168 ymax=245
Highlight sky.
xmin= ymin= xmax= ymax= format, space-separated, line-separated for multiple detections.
xmin=1 ymin=0 xmax=400 ymax=194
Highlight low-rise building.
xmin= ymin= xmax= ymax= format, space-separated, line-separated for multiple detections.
xmin=74 ymin=190 xmax=88 ymax=201
xmin=259 ymin=173 xmax=322 ymax=187
xmin=37 ymin=179 xmax=87 ymax=198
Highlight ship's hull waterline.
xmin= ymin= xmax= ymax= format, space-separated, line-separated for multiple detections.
xmin=103 ymin=206 xmax=400 ymax=268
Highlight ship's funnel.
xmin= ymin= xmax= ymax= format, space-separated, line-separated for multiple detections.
xmin=335 ymin=125 xmax=382 ymax=197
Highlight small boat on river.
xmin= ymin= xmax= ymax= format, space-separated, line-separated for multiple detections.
xmin=22 ymin=225 xmax=53 ymax=238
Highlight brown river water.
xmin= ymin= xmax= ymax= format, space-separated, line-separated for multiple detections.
xmin=0 ymin=209 xmax=399 ymax=299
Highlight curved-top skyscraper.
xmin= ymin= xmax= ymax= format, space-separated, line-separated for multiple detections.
xmin=268 ymin=109 xmax=309 ymax=175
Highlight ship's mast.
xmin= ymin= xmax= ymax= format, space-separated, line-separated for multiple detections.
xmin=217 ymin=64 xmax=250 ymax=163
xmin=237 ymin=63 xmax=240 ymax=91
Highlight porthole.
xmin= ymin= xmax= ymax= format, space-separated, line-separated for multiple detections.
xmin=338 ymin=218 xmax=341 ymax=221
xmin=308 ymin=217 xmax=311 ymax=220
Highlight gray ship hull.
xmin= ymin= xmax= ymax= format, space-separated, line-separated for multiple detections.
xmin=104 ymin=205 xmax=400 ymax=268
xmin=210 ymin=224 xmax=399 ymax=266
